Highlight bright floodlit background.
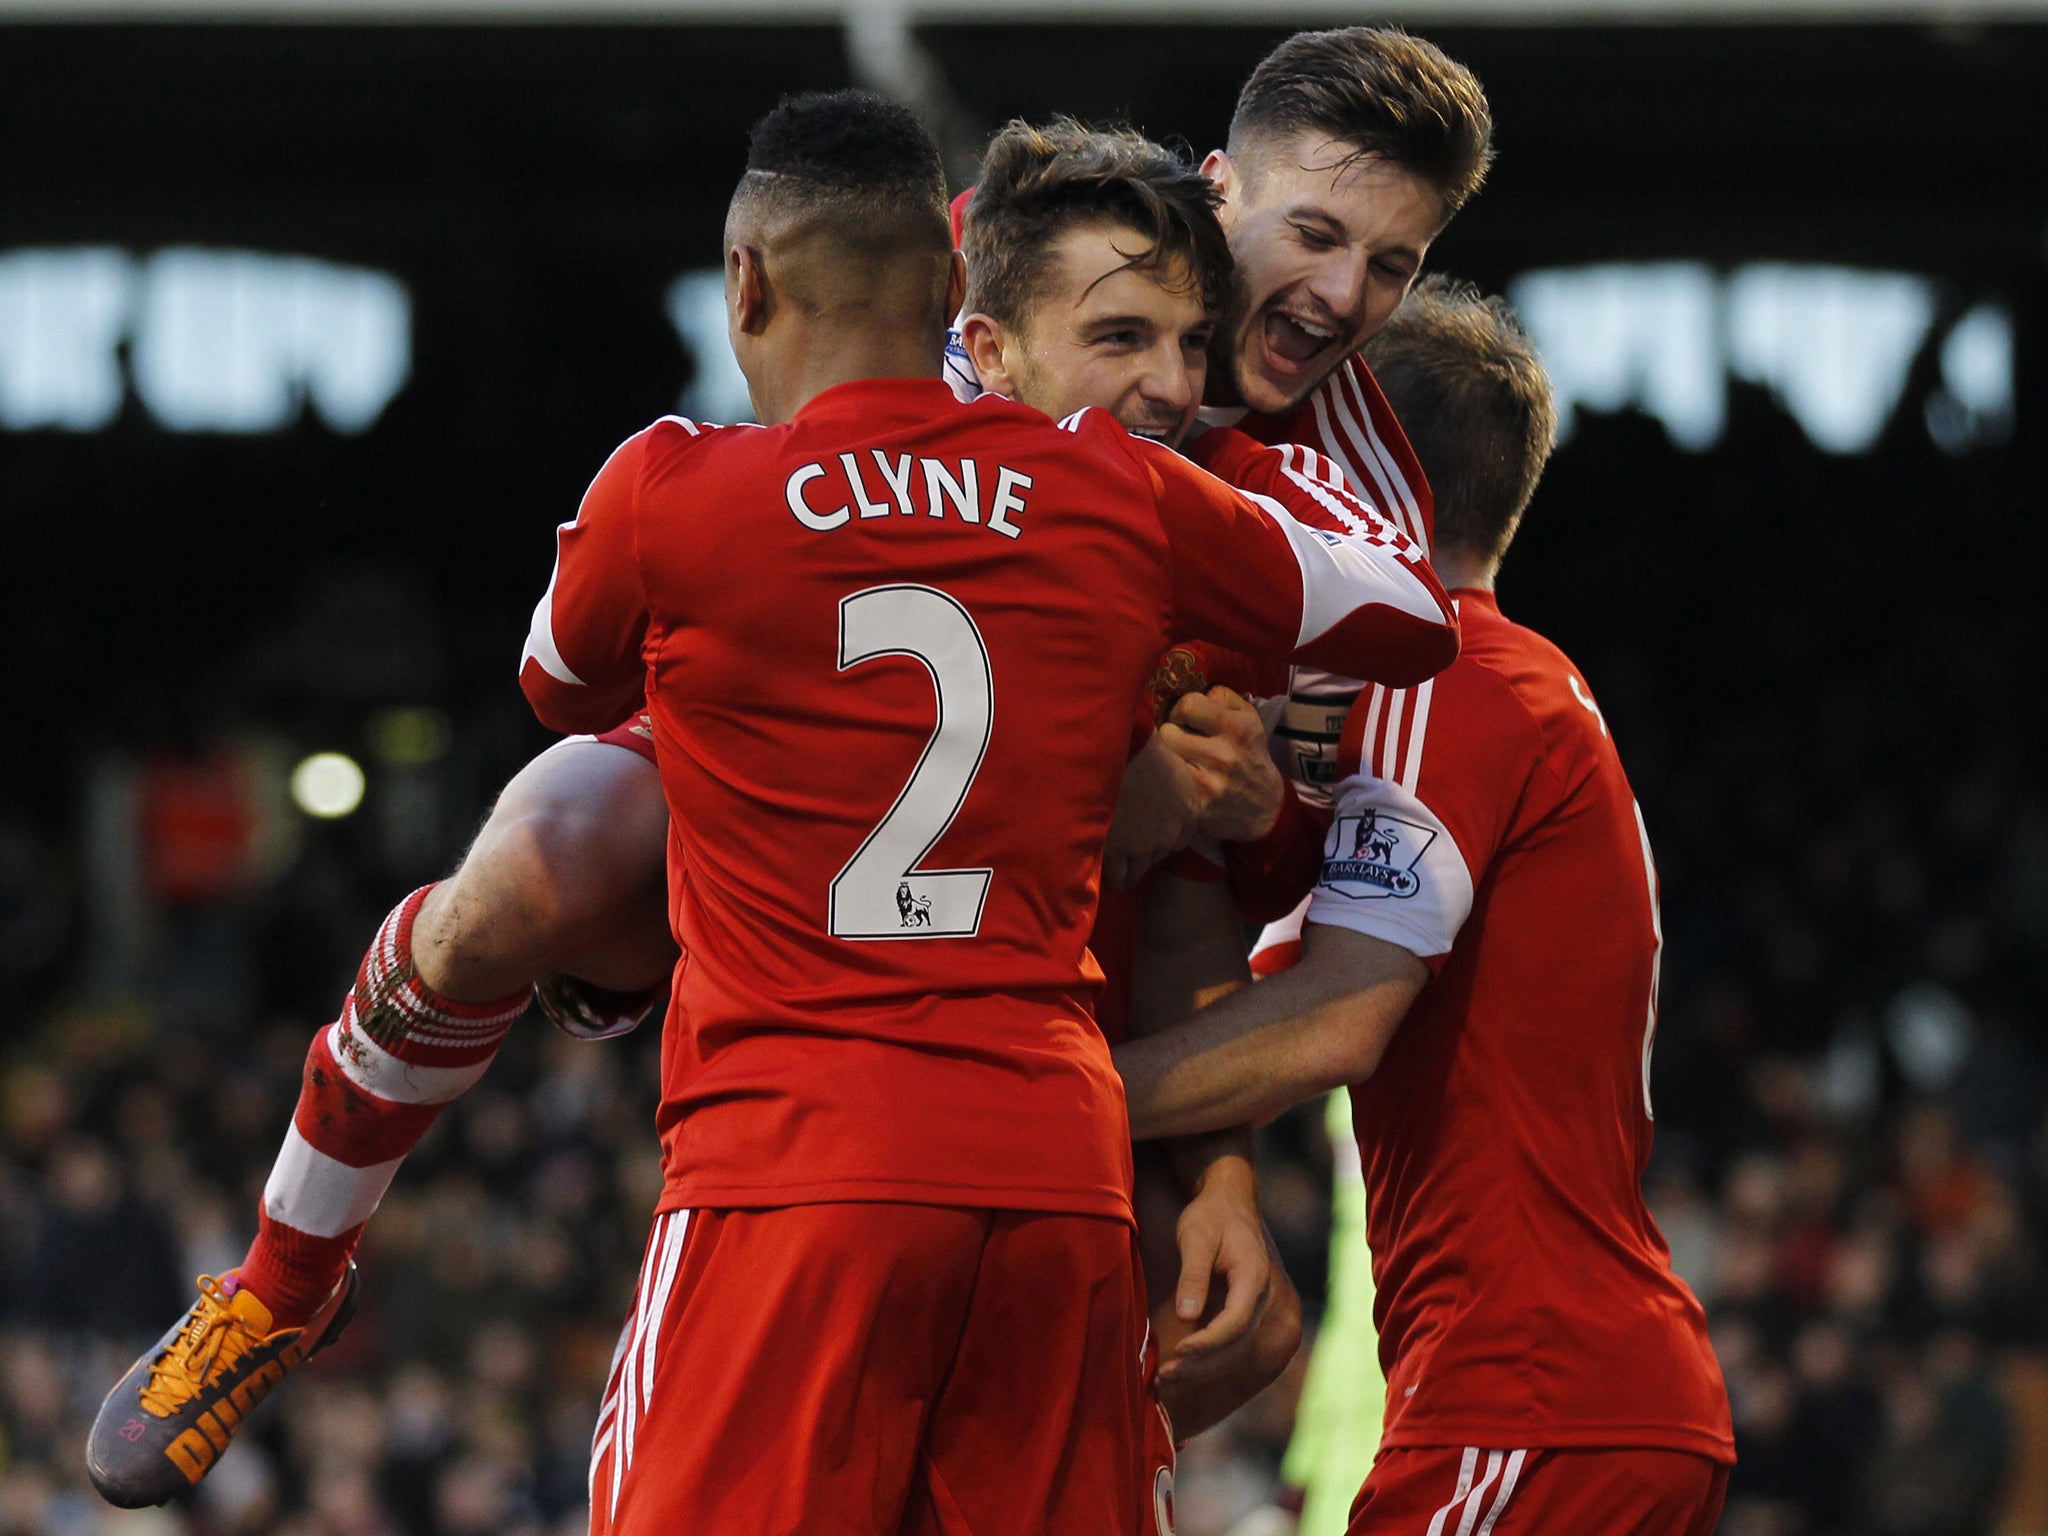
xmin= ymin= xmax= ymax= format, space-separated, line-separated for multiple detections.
xmin=0 ymin=3 xmax=2043 ymax=1533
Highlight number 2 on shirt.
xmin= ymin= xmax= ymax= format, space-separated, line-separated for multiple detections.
xmin=828 ymin=584 xmax=995 ymax=940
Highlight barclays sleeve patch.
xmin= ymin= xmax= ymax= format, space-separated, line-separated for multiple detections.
xmin=1319 ymin=808 xmax=1436 ymax=900
xmin=943 ymin=329 xmax=982 ymax=402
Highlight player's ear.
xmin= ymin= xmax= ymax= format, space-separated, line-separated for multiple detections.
xmin=1200 ymin=149 xmax=1236 ymax=204
xmin=729 ymin=245 xmax=769 ymax=336
xmin=944 ymin=248 xmax=967 ymax=322
xmin=958 ymin=313 xmax=1017 ymax=399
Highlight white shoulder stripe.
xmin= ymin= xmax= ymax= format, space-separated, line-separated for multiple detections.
xmin=1399 ymin=675 xmax=1435 ymax=795
xmin=1319 ymin=369 xmax=1422 ymax=553
xmin=1309 ymin=383 xmax=1422 ymax=556
xmin=1340 ymin=367 xmax=1428 ymax=549
xmin=1378 ymin=686 xmax=1407 ymax=781
xmin=1328 ymin=372 xmax=1414 ymax=542
xmin=1353 ymin=684 xmax=1387 ymax=779
xmin=1281 ymin=465 xmax=1373 ymax=537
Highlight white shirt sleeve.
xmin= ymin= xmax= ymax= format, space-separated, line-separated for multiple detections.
xmin=1306 ymin=768 xmax=1475 ymax=962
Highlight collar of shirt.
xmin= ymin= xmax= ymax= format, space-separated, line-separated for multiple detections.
xmin=1449 ymin=587 xmax=1501 ymax=616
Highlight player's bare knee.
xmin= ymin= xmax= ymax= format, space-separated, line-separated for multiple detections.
xmin=411 ymin=791 xmax=596 ymax=989
xmin=481 ymin=743 xmax=665 ymax=940
xmin=407 ymin=840 xmax=559 ymax=996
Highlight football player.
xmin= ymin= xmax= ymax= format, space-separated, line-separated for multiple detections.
xmin=1116 ymin=280 xmax=1736 ymax=1535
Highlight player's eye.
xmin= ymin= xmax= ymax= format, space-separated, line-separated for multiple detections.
xmin=1294 ymin=223 xmax=1339 ymax=251
xmin=1373 ymin=259 xmax=1415 ymax=284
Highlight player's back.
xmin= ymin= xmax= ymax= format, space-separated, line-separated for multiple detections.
xmin=1333 ymin=592 xmax=1732 ymax=1461
xmin=632 ymin=379 xmax=1208 ymax=1220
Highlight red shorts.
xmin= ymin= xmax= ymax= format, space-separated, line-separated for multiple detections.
xmin=590 ymin=711 xmax=656 ymax=763
xmin=1348 ymin=1445 xmax=1728 ymax=1536
xmin=590 ymin=1203 xmax=1153 ymax=1536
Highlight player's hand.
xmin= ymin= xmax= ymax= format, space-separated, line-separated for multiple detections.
xmin=1159 ymin=688 xmax=1285 ymax=845
xmin=1161 ymin=1157 xmax=1274 ymax=1368
xmin=1104 ymin=733 xmax=1212 ymax=891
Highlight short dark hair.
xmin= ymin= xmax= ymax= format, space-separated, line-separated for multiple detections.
xmin=728 ymin=89 xmax=950 ymax=251
xmin=1229 ymin=28 xmax=1493 ymax=218
xmin=961 ymin=118 xmax=1233 ymax=332
xmin=1363 ymin=276 xmax=1556 ymax=564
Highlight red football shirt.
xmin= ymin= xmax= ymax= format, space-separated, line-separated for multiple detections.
xmin=1201 ymin=351 xmax=1441 ymax=921
xmin=1086 ymin=425 xmax=1450 ymax=1045
xmin=1305 ymin=588 xmax=1733 ymax=1461
xmin=1238 ymin=351 xmax=1434 ymax=556
xmin=955 ymin=183 xmax=1429 ymax=548
xmin=520 ymin=378 xmax=1455 ymax=1222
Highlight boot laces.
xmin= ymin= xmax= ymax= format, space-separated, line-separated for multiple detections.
xmin=138 ymin=1276 xmax=260 ymax=1417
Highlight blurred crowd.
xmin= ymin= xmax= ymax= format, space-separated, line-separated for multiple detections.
xmin=1 ymin=916 xmax=665 ymax=1536
xmin=2 ymin=438 xmax=2043 ymax=1536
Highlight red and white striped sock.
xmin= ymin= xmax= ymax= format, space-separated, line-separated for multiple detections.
xmin=237 ymin=884 xmax=528 ymax=1326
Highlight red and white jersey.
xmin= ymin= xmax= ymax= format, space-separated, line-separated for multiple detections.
xmin=1221 ymin=353 xmax=1438 ymax=813
xmin=953 ymin=183 xmax=1434 ymax=557
xmin=520 ymin=378 xmax=1455 ymax=1223
xmin=1238 ymin=351 xmax=1434 ymax=557
xmin=1305 ymin=588 xmax=1733 ymax=1462
xmin=1085 ymin=426 xmax=1452 ymax=1046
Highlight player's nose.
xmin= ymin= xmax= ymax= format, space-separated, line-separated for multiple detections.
xmin=1139 ymin=347 xmax=1195 ymax=413
xmin=1307 ymin=251 xmax=1372 ymax=330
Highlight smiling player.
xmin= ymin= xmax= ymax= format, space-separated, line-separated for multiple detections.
xmin=87 ymin=95 xmax=1458 ymax=1516
xmin=531 ymin=93 xmax=1451 ymax=1536
xmin=1117 ymin=280 xmax=1736 ymax=1536
xmin=89 ymin=27 xmax=1495 ymax=1515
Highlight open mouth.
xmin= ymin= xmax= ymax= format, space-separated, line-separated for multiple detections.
xmin=1262 ymin=310 xmax=1340 ymax=373
xmin=1119 ymin=413 xmax=1184 ymax=443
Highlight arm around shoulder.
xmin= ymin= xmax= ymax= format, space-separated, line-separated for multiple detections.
xmin=1114 ymin=921 xmax=1428 ymax=1142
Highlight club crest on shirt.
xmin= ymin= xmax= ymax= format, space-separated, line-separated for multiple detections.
xmin=1320 ymin=808 xmax=1435 ymax=900
xmin=1145 ymin=647 xmax=1210 ymax=722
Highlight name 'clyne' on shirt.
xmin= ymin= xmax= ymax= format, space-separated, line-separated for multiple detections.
xmin=785 ymin=452 xmax=1031 ymax=539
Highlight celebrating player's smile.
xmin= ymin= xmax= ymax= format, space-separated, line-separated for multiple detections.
xmin=90 ymin=24 xmax=1733 ymax=1536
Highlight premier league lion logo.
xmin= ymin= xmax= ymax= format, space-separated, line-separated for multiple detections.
xmin=1352 ymin=812 xmax=1403 ymax=865
xmin=895 ymin=882 xmax=934 ymax=927
xmin=1320 ymin=807 xmax=1435 ymax=900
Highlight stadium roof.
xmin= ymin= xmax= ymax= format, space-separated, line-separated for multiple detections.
xmin=3 ymin=0 xmax=2046 ymax=21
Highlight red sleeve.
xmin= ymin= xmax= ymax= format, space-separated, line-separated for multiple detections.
xmin=1187 ymin=427 xmax=1457 ymax=687
xmin=1130 ymin=427 xmax=1458 ymax=682
xmin=518 ymin=426 xmax=658 ymax=735
xmin=1223 ymin=779 xmax=1334 ymax=923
